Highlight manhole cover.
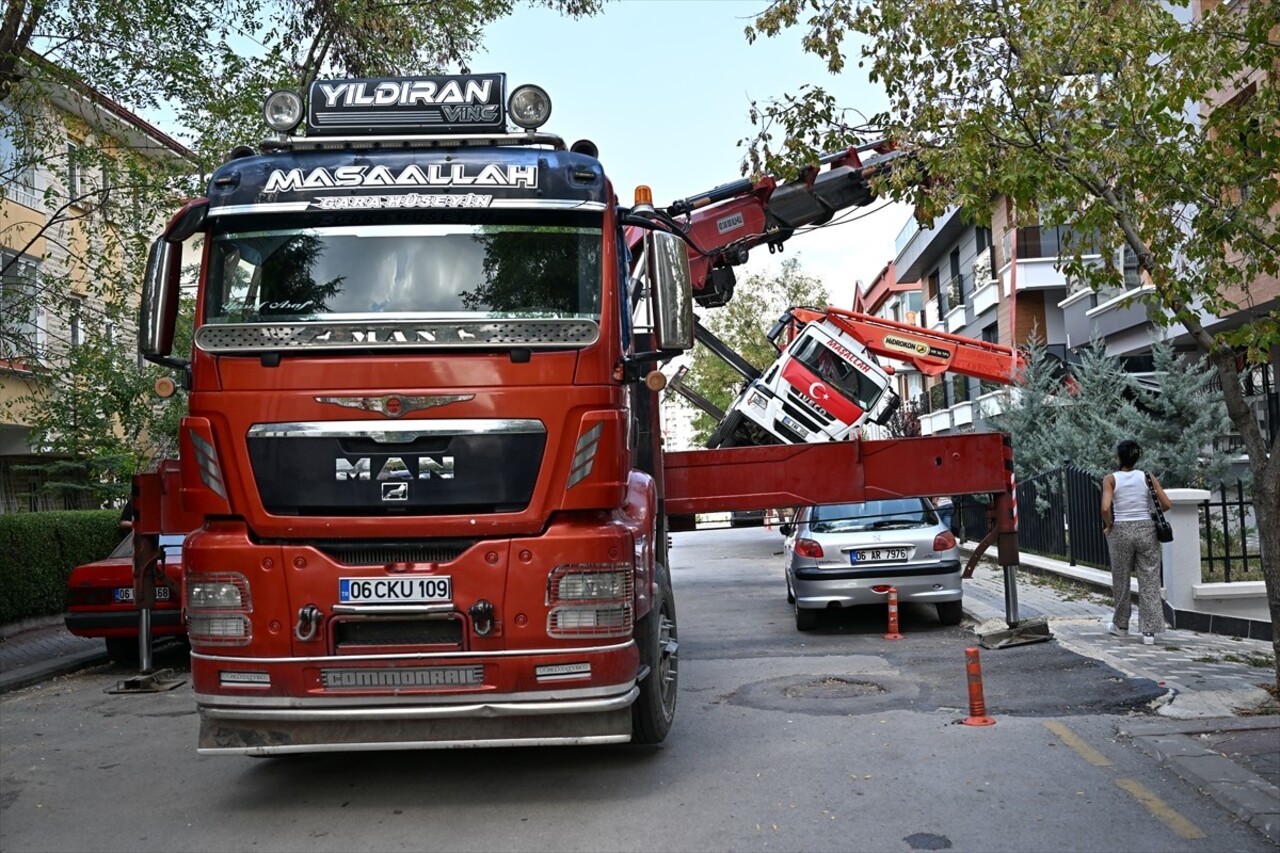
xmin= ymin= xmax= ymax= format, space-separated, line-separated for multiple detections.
xmin=784 ymin=677 xmax=886 ymax=699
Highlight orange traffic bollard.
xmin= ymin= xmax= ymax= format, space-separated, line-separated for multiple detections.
xmin=883 ymin=586 xmax=904 ymax=640
xmin=962 ymin=647 xmax=996 ymax=726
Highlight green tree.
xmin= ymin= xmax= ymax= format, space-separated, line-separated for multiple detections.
xmin=1055 ymin=338 xmax=1139 ymax=478
xmin=745 ymin=0 xmax=1280 ymax=689
xmin=1125 ymin=339 xmax=1236 ymax=489
xmin=684 ymin=257 xmax=829 ymax=445
xmin=991 ymin=333 xmax=1073 ymax=483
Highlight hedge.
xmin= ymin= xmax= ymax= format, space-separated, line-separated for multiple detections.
xmin=0 ymin=510 xmax=122 ymax=624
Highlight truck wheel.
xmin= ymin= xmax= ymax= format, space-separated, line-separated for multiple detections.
xmin=632 ymin=569 xmax=678 ymax=745
xmin=706 ymin=411 xmax=743 ymax=449
xmin=105 ymin=637 xmax=138 ymax=664
xmin=794 ymin=602 xmax=818 ymax=631
xmin=936 ymin=600 xmax=964 ymax=626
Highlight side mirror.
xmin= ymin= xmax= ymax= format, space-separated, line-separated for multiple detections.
xmin=645 ymin=230 xmax=694 ymax=351
xmin=139 ymin=237 xmax=182 ymax=360
xmin=779 ymin=523 xmax=794 ymax=537
xmin=140 ymin=198 xmax=207 ymax=365
xmin=870 ymin=391 xmax=903 ymax=426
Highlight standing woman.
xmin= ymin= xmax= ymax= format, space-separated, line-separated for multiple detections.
xmin=1100 ymin=439 xmax=1172 ymax=645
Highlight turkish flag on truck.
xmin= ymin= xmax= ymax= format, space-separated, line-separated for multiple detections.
xmin=780 ymin=358 xmax=864 ymax=427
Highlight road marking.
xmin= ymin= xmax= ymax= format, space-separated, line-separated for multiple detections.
xmin=1114 ymin=777 xmax=1206 ymax=840
xmin=1043 ymin=720 xmax=1112 ymax=767
xmin=1043 ymin=721 xmax=1206 ymax=841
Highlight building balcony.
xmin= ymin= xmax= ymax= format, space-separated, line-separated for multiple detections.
xmin=921 ymin=408 xmax=950 ymax=435
xmin=895 ymin=206 xmax=966 ymax=282
xmin=971 ymin=278 xmax=999 ymax=316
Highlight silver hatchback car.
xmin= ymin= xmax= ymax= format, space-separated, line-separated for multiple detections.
xmin=781 ymin=497 xmax=963 ymax=631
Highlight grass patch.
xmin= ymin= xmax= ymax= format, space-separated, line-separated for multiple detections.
xmin=1018 ymin=570 xmax=1108 ymax=602
xmin=1189 ymin=652 xmax=1275 ymax=668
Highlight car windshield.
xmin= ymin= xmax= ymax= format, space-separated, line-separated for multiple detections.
xmin=107 ymin=533 xmax=187 ymax=560
xmin=204 ymin=216 xmax=603 ymax=324
xmin=809 ymin=499 xmax=935 ymax=533
xmin=789 ymin=333 xmax=886 ymax=411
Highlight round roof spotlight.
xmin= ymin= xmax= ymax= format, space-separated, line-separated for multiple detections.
xmin=507 ymin=85 xmax=552 ymax=130
xmin=263 ymin=89 xmax=304 ymax=134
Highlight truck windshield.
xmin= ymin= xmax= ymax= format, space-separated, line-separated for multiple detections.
xmin=789 ymin=334 xmax=886 ymax=412
xmin=204 ymin=218 xmax=602 ymax=324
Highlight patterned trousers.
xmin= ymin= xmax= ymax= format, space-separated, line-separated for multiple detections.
xmin=1107 ymin=520 xmax=1165 ymax=634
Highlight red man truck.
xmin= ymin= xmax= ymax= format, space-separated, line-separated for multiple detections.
xmin=135 ymin=73 xmax=1022 ymax=755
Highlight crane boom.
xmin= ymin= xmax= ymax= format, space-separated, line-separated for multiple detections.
xmin=782 ymin=306 xmax=1025 ymax=382
xmin=626 ymin=141 xmax=905 ymax=308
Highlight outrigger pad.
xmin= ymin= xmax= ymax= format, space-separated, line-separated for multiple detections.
xmin=106 ymin=668 xmax=186 ymax=694
xmin=975 ymin=617 xmax=1053 ymax=650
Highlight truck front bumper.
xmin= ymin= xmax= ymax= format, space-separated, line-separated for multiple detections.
xmin=195 ymin=682 xmax=639 ymax=754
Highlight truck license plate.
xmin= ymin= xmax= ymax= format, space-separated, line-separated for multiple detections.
xmin=338 ymin=577 xmax=452 ymax=604
xmin=779 ymin=415 xmax=809 ymax=436
xmin=115 ymin=587 xmax=171 ymax=602
xmin=850 ymin=548 xmax=908 ymax=564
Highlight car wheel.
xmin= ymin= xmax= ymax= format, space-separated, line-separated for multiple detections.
xmin=105 ymin=636 xmax=139 ymax=664
xmin=936 ymin=600 xmax=964 ymax=626
xmin=785 ymin=574 xmax=795 ymax=605
xmin=794 ymin=602 xmax=818 ymax=631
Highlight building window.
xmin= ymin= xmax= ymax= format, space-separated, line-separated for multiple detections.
xmin=0 ymin=110 xmax=42 ymax=209
xmin=1 ymin=251 xmax=42 ymax=361
xmin=947 ymin=249 xmax=965 ymax=308
xmin=976 ymin=226 xmax=992 ymax=252
xmin=105 ymin=319 xmax=116 ymax=346
xmin=70 ymin=295 xmax=85 ymax=347
xmin=66 ymin=140 xmax=84 ymax=204
xmin=928 ymin=269 xmax=944 ymax=317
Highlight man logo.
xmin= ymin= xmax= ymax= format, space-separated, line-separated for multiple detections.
xmin=382 ymin=482 xmax=409 ymax=501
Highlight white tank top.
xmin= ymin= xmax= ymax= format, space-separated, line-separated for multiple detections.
xmin=1112 ymin=469 xmax=1151 ymax=522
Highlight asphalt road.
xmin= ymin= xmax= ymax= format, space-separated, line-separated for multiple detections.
xmin=0 ymin=527 xmax=1271 ymax=852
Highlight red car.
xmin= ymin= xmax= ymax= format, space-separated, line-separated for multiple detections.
xmin=65 ymin=533 xmax=187 ymax=662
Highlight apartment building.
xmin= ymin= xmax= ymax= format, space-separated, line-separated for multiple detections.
xmin=0 ymin=71 xmax=195 ymax=511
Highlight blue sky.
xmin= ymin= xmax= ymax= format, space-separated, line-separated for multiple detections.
xmin=473 ymin=0 xmax=913 ymax=307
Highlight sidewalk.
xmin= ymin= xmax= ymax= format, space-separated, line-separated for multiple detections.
xmin=963 ymin=553 xmax=1278 ymax=843
xmin=0 ymin=616 xmax=109 ymax=693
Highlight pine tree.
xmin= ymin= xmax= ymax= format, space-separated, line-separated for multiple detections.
xmin=1056 ymin=338 xmax=1139 ymax=478
xmin=1124 ymin=339 xmax=1236 ymax=489
xmin=990 ymin=333 xmax=1069 ymax=483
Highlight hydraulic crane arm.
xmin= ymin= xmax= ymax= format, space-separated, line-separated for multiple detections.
xmin=625 ymin=141 xmax=906 ymax=308
xmin=781 ymin=305 xmax=1026 ymax=383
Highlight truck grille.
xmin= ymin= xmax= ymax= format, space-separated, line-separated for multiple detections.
xmin=779 ymin=387 xmax=837 ymax=434
xmin=334 ymin=617 xmax=463 ymax=650
xmin=307 ymin=539 xmax=476 ymax=566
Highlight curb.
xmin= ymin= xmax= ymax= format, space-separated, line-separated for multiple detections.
xmin=0 ymin=646 xmax=108 ymax=694
xmin=1119 ymin=717 xmax=1280 ymax=845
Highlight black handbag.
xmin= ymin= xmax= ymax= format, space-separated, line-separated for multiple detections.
xmin=1145 ymin=472 xmax=1173 ymax=543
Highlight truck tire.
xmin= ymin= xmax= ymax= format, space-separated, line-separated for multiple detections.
xmin=706 ymin=411 xmax=743 ymax=449
xmin=632 ymin=567 xmax=678 ymax=745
